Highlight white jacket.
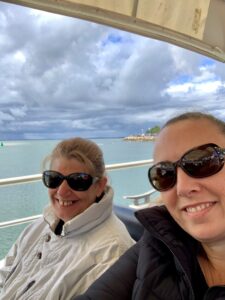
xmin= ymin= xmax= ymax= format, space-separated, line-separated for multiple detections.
xmin=0 ymin=186 xmax=134 ymax=300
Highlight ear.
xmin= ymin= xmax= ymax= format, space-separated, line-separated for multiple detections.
xmin=96 ymin=176 xmax=107 ymax=197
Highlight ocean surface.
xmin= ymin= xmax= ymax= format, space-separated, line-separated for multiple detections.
xmin=0 ymin=138 xmax=155 ymax=259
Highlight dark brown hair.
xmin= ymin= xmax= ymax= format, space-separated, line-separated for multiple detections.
xmin=163 ymin=111 xmax=225 ymax=134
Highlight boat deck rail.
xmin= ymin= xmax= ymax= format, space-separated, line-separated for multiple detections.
xmin=0 ymin=159 xmax=154 ymax=229
xmin=123 ymin=189 xmax=160 ymax=209
xmin=0 ymin=159 xmax=153 ymax=187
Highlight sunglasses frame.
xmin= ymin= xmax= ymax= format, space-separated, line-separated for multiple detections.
xmin=42 ymin=170 xmax=99 ymax=191
xmin=148 ymin=143 xmax=225 ymax=192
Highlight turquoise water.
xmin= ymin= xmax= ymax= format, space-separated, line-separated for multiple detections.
xmin=0 ymin=138 xmax=155 ymax=258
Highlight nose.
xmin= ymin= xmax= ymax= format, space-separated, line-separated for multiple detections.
xmin=176 ymin=167 xmax=201 ymax=197
xmin=56 ymin=179 xmax=73 ymax=196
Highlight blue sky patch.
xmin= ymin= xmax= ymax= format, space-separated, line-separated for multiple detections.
xmin=101 ymin=33 xmax=123 ymax=47
xmin=169 ymin=75 xmax=193 ymax=85
xmin=200 ymin=57 xmax=215 ymax=67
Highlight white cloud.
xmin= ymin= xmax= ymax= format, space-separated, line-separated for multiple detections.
xmin=164 ymin=64 xmax=225 ymax=100
xmin=13 ymin=50 xmax=26 ymax=63
xmin=29 ymin=8 xmax=64 ymax=23
xmin=9 ymin=106 xmax=27 ymax=117
xmin=71 ymin=120 xmax=95 ymax=130
xmin=0 ymin=2 xmax=224 ymax=140
xmin=0 ymin=111 xmax=14 ymax=120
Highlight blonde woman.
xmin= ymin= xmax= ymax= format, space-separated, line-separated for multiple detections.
xmin=0 ymin=138 xmax=134 ymax=299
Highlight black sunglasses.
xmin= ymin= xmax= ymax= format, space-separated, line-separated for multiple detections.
xmin=42 ymin=170 xmax=99 ymax=191
xmin=148 ymin=143 xmax=225 ymax=192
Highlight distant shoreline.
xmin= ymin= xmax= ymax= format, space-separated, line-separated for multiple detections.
xmin=123 ymin=135 xmax=156 ymax=141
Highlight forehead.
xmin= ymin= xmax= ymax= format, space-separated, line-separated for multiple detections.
xmin=51 ymin=156 xmax=90 ymax=173
xmin=154 ymin=119 xmax=225 ymax=162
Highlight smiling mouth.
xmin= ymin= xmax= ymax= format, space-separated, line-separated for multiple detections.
xmin=58 ymin=200 xmax=77 ymax=207
xmin=185 ymin=202 xmax=216 ymax=214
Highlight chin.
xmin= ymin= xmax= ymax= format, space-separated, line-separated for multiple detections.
xmin=190 ymin=230 xmax=220 ymax=243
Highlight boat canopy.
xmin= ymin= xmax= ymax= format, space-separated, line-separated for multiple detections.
xmin=2 ymin=0 xmax=225 ymax=62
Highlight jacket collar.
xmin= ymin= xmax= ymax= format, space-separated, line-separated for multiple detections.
xmin=135 ymin=205 xmax=196 ymax=249
xmin=43 ymin=185 xmax=113 ymax=236
xmin=135 ymin=206 xmax=206 ymax=295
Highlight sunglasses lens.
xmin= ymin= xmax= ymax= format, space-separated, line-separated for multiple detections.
xmin=68 ymin=173 xmax=93 ymax=191
xmin=148 ymin=162 xmax=176 ymax=191
xmin=42 ymin=171 xmax=63 ymax=188
xmin=148 ymin=144 xmax=224 ymax=192
xmin=181 ymin=145 xmax=223 ymax=178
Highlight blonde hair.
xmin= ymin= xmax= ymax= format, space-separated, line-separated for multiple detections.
xmin=43 ymin=137 xmax=105 ymax=178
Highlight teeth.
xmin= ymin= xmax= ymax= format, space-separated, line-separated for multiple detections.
xmin=186 ymin=202 xmax=213 ymax=213
xmin=58 ymin=200 xmax=74 ymax=207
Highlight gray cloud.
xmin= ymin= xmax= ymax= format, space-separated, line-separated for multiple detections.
xmin=0 ymin=2 xmax=224 ymax=140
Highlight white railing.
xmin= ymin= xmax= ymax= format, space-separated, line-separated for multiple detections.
xmin=0 ymin=215 xmax=43 ymax=229
xmin=0 ymin=159 xmax=154 ymax=229
xmin=0 ymin=159 xmax=153 ymax=187
xmin=123 ymin=189 xmax=159 ymax=209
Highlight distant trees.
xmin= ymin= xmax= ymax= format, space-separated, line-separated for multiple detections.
xmin=145 ymin=126 xmax=160 ymax=135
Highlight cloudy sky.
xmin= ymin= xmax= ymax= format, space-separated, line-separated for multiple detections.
xmin=0 ymin=2 xmax=225 ymax=140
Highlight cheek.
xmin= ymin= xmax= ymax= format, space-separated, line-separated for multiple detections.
xmin=161 ymin=189 xmax=177 ymax=209
xmin=86 ymin=190 xmax=98 ymax=204
xmin=160 ymin=191 xmax=180 ymax=225
xmin=48 ymin=189 xmax=58 ymax=204
xmin=211 ymin=173 xmax=225 ymax=191
xmin=77 ymin=189 xmax=96 ymax=205
xmin=48 ymin=189 xmax=54 ymax=200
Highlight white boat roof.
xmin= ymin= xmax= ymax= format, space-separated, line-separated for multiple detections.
xmin=3 ymin=0 xmax=225 ymax=62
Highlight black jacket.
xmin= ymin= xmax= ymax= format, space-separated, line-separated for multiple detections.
xmin=73 ymin=206 xmax=225 ymax=300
